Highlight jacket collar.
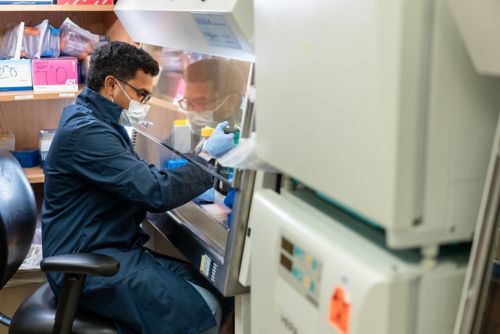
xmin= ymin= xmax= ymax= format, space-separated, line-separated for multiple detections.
xmin=76 ymin=87 xmax=123 ymax=125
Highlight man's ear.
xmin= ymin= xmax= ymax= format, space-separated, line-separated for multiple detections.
xmin=103 ymin=75 xmax=117 ymax=97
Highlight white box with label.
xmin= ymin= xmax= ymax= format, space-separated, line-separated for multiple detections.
xmin=0 ymin=59 xmax=32 ymax=91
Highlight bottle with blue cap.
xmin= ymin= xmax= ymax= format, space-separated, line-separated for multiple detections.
xmin=41 ymin=25 xmax=60 ymax=58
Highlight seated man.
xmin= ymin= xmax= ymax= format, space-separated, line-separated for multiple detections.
xmin=42 ymin=41 xmax=232 ymax=334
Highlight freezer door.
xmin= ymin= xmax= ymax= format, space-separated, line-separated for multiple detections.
xmin=250 ymin=189 xmax=467 ymax=334
xmin=254 ymin=0 xmax=500 ymax=248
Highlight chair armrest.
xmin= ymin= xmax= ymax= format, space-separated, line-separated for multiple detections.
xmin=41 ymin=253 xmax=119 ymax=277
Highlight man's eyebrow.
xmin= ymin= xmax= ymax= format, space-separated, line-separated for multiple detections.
xmin=138 ymin=88 xmax=152 ymax=95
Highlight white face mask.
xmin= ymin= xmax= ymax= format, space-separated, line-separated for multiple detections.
xmin=114 ymin=81 xmax=150 ymax=127
xmin=182 ymin=95 xmax=232 ymax=132
xmin=186 ymin=110 xmax=214 ymax=130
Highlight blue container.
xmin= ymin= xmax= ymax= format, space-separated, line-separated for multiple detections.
xmin=164 ymin=159 xmax=188 ymax=170
xmin=13 ymin=148 xmax=40 ymax=168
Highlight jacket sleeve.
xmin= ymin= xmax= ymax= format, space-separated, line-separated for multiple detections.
xmin=71 ymin=123 xmax=213 ymax=212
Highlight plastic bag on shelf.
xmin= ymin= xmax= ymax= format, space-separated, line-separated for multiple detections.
xmin=21 ymin=20 xmax=48 ymax=59
xmin=18 ymin=218 xmax=42 ymax=271
xmin=8 ymin=235 xmax=46 ymax=288
xmin=0 ymin=22 xmax=25 ymax=59
xmin=41 ymin=25 xmax=61 ymax=58
xmin=19 ymin=244 xmax=42 ymax=270
xmin=21 ymin=27 xmax=38 ymax=59
xmin=34 ymin=20 xmax=48 ymax=58
xmin=60 ymin=17 xmax=99 ymax=60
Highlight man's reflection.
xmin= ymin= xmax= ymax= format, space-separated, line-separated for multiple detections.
xmin=178 ymin=58 xmax=246 ymax=134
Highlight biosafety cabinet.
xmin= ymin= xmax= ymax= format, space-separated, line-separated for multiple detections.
xmin=116 ymin=0 xmax=256 ymax=296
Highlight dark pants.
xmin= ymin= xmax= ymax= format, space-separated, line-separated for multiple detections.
xmin=78 ymin=250 xmax=234 ymax=334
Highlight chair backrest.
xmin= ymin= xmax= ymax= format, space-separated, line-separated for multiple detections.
xmin=0 ymin=149 xmax=36 ymax=289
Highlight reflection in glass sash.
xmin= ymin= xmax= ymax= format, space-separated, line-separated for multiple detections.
xmin=132 ymin=46 xmax=253 ymax=231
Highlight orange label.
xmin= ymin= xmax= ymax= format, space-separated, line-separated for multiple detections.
xmin=329 ymin=286 xmax=350 ymax=334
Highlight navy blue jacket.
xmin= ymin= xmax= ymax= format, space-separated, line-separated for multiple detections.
xmin=42 ymin=87 xmax=216 ymax=333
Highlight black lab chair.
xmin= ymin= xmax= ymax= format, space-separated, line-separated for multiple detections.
xmin=0 ymin=150 xmax=120 ymax=334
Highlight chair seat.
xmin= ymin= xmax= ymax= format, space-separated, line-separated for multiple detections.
xmin=9 ymin=283 xmax=118 ymax=334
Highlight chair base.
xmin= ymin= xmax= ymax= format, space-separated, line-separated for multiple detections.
xmin=9 ymin=283 xmax=118 ymax=334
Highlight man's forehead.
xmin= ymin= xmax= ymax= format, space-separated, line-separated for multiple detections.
xmin=185 ymin=81 xmax=215 ymax=96
xmin=128 ymin=70 xmax=154 ymax=92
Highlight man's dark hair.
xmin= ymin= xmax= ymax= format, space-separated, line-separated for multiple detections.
xmin=186 ymin=58 xmax=247 ymax=97
xmin=87 ymin=41 xmax=160 ymax=91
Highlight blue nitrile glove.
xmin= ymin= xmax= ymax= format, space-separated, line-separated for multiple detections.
xmin=204 ymin=121 xmax=235 ymax=158
xmin=224 ymin=188 xmax=236 ymax=209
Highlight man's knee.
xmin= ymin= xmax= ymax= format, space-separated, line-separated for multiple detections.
xmin=188 ymin=282 xmax=222 ymax=334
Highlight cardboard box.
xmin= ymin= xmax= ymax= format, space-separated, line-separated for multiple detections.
xmin=32 ymin=57 xmax=78 ymax=92
xmin=57 ymin=0 xmax=112 ymax=4
xmin=0 ymin=59 xmax=32 ymax=91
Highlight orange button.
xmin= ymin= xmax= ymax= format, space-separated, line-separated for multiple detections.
xmin=329 ymin=286 xmax=350 ymax=334
xmin=304 ymin=276 xmax=310 ymax=290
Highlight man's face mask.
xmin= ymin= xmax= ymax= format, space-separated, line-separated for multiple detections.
xmin=186 ymin=110 xmax=214 ymax=130
xmin=113 ymin=79 xmax=151 ymax=127
xmin=182 ymin=95 xmax=233 ymax=131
